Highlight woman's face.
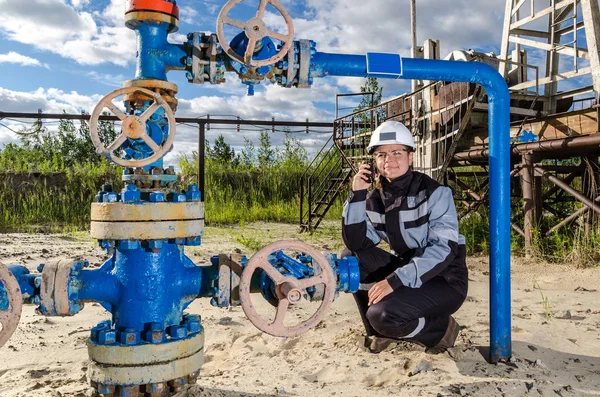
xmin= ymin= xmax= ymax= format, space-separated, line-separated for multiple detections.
xmin=373 ymin=144 xmax=414 ymax=180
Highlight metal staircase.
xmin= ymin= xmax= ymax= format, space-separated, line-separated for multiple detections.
xmin=299 ymin=135 xmax=352 ymax=232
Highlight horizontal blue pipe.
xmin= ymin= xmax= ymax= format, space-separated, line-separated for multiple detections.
xmin=311 ymin=52 xmax=367 ymax=78
xmin=311 ymin=53 xmax=512 ymax=362
xmin=78 ymin=268 xmax=121 ymax=306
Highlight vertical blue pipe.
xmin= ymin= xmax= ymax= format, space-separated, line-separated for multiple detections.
xmin=311 ymin=53 xmax=512 ymax=362
xmin=399 ymin=58 xmax=511 ymax=363
xmin=134 ymin=23 xmax=187 ymax=80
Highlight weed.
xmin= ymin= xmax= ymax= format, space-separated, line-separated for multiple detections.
xmin=532 ymin=278 xmax=552 ymax=320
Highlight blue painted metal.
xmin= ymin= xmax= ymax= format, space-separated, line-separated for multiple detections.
xmin=310 ymin=52 xmax=366 ymax=79
xmin=515 ymin=130 xmax=538 ymax=143
xmin=227 ymin=33 xmax=277 ymax=83
xmin=254 ymin=251 xmax=360 ymax=305
xmin=122 ymin=100 xmax=168 ymax=164
xmin=300 ymin=52 xmax=513 ymax=361
xmin=77 ymin=242 xmax=202 ymax=334
xmin=6 ymin=265 xmax=36 ymax=299
xmin=132 ymin=22 xmax=187 ymax=81
xmin=0 ymin=280 xmax=8 ymax=311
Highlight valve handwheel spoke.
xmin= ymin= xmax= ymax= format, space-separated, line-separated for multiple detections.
xmin=138 ymin=99 xmax=161 ymax=123
xmin=256 ymin=0 xmax=268 ymax=18
xmin=217 ymin=0 xmax=294 ymax=67
xmin=104 ymin=101 xmax=127 ymax=121
xmin=105 ymin=134 xmax=128 ymax=153
xmin=296 ymin=275 xmax=325 ymax=290
xmin=89 ymin=87 xmax=176 ymax=167
xmin=239 ymin=240 xmax=335 ymax=337
xmin=273 ymin=298 xmax=289 ymax=325
xmin=259 ymin=262 xmax=286 ymax=285
xmin=0 ymin=262 xmax=22 ymax=349
xmin=223 ymin=16 xmax=245 ymax=29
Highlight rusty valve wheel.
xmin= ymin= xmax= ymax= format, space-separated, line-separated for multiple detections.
xmin=216 ymin=0 xmax=294 ymax=67
xmin=239 ymin=240 xmax=335 ymax=337
xmin=89 ymin=86 xmax=176 ymax=167
xmin=0 ymin=262 xmax=22 ymax=348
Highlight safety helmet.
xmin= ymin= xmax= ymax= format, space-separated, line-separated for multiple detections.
xmin=366 ymin=120 xmax=415 ymax=154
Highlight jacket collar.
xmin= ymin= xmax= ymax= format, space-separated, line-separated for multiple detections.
xmin=380 ymin=170 xmax=414 ymax=196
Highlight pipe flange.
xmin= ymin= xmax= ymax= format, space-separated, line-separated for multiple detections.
xmin=125 ymin=10 xmax=179 ymax=33
xmin=39 ymin=259 xmax=83 ymax=316
xmin=0 ymin=262 xmax=22 ymax=348
xmin=90 ymin=220 xmax=204 ymax=240
xmin=126 ymin=0 xmax=179 ymax=18
xmin=88 ymin=330 xmax=204 ymax=366
xmin=122 ymin=79 xmax=178 ymax=111
xmin=91 ymin=202 xmax=204 ymax=222
xmin=123 ymin=79 xmax=178 ymax=94
xmin=88 ymin=346 xmax=203 ymax=386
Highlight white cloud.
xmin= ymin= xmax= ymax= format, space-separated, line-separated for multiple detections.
xmin=86 ymin=71 xmax=128 ymax=88
xmin=0 ymin=86 xmax=101 ymax=114
xmin=0 ymin=0 xmax=135 ymax=66
xmin=0 ymin=52 xmax=49 ymax=69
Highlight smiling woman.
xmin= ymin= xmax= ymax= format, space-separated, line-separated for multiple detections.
xmin=341 ymin=120 xmax=469 ymax=354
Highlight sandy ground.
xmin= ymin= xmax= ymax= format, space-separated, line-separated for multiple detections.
xmin=0 ymin=221 xmax=599 ymax=397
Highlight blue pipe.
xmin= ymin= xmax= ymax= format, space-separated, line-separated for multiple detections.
xmin=77 ymin=244 xmax=202 ymax=331
xmin=134 ymin=23 xmax=187 ymax=80
xmin=311 ymin=52 xmax=367 ymax=78
xmin=311 ymin=52 xmax=511 ymax=362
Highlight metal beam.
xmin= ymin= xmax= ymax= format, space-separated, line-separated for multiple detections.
xmin=511 ymin=28 xmax=551 ymax=38
xmin=509 ymin=66 xmax=591 ymax=90
xmin=581 ymin=0 xmax=600 ymax=98
xmin=474 ymin=102 xmax=540 ymax=117
xmin=454 ymin=133 xmax=600 ymax=160
xmin=508 ymin=36 xmax=589 ymax=59
xmin=545 ymin=194 xmax=600 ymax=236
xmin=556 ymin=20 xmax=585 ymax=36
xmin=499 ymin=0 xmax=517 ymax=76
xmin=510 ymin=0 xmax=575 ymax=30
xmin=553 ymin=85 xmax=595 ymax=100
xmin=534 ymin=165 xmax=600 ymax=215
xmin=511 ymin=0 xmax=527 ymax=16
xmin=0 ymin=111 xmax=334 ymax=129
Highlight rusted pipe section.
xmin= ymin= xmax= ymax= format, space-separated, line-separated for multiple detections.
xmin=546 ymin=194 xmax=600 ymax=236
xmin=534 ymin=165 xmax=600 ymax=216
xmin=454 ymin=133 xmax=600 ymax=161
xmin=511 ymin=223 xmax=525 ymax=237
xmin=521 ymin=153 xmax=534 ymax=257
xmin=542 ymin=172 xmax=579 ymax=200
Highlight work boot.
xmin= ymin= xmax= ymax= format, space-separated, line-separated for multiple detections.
xmin=426 ymin=316 xmax=460 ymax=354
xmin=368 ymin=336 xmax=398 ymax=353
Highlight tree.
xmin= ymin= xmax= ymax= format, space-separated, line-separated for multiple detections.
xmin=354 ymin=77 xmax=386 ymax=128
xmin=257 ymin=130 xmax=275 ymax=168
xmin=239 ymin=137 xmax=256 ymax=168
xmin=209 ymin=134 xmax=237 ymax=165
xmin=278 ymin=130 xmax=308 ymax=168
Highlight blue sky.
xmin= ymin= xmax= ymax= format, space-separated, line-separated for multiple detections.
xmin=1 ymin=0 xmax=584 ymax=166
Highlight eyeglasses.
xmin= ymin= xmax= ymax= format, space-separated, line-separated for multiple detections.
xmin=373 ymin=149 xmax=411 ymax=160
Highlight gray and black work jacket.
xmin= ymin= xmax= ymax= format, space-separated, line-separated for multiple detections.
xmin=342 ymin=170 xmax=468 ymax=297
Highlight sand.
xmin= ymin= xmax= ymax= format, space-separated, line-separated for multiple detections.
xmin=0 ymin=221 xmax=599 ymax=397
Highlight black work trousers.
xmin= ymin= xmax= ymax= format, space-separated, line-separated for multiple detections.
xmin=343 ymin=246 xmax=466 ymax=348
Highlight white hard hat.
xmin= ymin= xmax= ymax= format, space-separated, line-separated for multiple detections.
xmin=367 ymin=120 xmax=415 ymax=154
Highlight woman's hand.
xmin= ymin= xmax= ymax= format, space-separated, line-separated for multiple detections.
xmin=367 ymin=279 xmax=393 ymax=306
xmin=352 ymin=162 xmax=374 ymax=191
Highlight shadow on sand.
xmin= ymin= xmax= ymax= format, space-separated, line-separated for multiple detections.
xmin=173 ymin=385 xmax=278 ymax=397
xmin=438 ymin=340 xmax=600 ymax=396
